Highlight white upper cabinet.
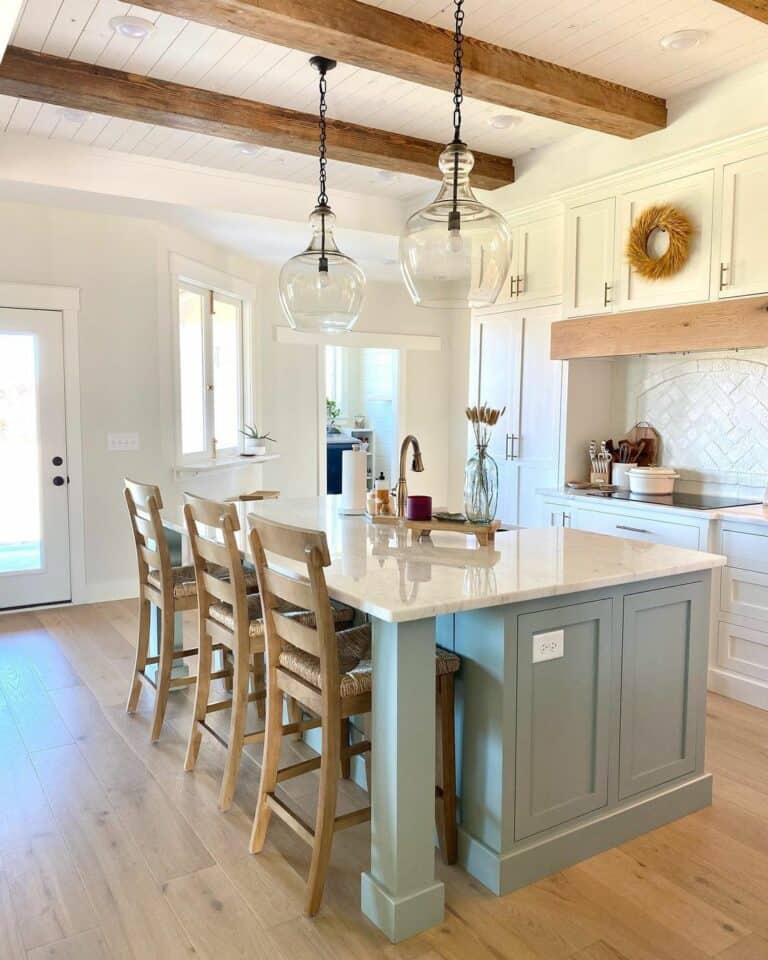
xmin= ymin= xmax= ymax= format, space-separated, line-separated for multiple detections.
xmin=565 ymin=198 xmax=616 ymax=317
xmin=516 ymin=215 xmax=564 ymax=305
xmin=615 ymin=170 xmax=714 ymax=311
xmin=719 ymin=153 xmax=768 ymax=299
xmin=496 ymin=213 xmax=564 ymax=308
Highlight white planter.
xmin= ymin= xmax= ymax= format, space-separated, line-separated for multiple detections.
xmin=244 ymin=438 xmax=267 ymax=456
xmin=628 ymin=466 xmax=680 ymax=495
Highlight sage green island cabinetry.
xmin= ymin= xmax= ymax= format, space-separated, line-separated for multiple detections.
xmin=451 ymin=572 xmax=713 ymax=895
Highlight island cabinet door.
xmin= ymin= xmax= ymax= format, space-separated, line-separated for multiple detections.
xmin=619 ymin=583 xmax=706 ymax=800
xmin=514 ymin=600 xmax=613 ymax=841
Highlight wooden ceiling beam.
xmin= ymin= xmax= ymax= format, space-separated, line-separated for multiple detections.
xmin=138 ymin=0 xmax=667 ymax=139
xmin=712 ymin=1 xmax=768 ymax=24
xmin=0 ymin=46 xmax=515 ymax=189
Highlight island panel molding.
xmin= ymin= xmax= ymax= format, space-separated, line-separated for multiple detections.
xmin=0 ymin=47 xmax=514 ymax=190
xmin=137 ymin=0 xmax=667 ymax=139
xmin=550 ymin=294 xmax=768 ymax=360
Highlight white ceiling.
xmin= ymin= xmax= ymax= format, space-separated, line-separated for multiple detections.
xmin=2 ymin=0 xmax=768 ymax=201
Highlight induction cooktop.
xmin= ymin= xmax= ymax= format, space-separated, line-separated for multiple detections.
xmin=608 ymin=491 xmax=763 ymax=511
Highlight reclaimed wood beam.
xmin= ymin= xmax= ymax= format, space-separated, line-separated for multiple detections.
xmin=712 ymin=1 xmax=768 ymax=24
xmin=0 ymin=47 xmax=515 ymax=189
xmin=550 ymin=296 xmax=768 ymax=360
xmin=138 ymin=0 xmax=667 ymax=138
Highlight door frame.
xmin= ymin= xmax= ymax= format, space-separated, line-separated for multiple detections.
xmin=0 ymin=283 xmax=85 ymax=606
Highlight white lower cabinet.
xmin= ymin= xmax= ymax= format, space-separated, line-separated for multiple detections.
xmin=711 ymin=523 xmax=768 ymax=711
xmin=574 ymin=507 xmax=701 ymax=549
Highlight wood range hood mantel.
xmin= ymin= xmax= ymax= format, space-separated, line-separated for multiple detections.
xmin=550 ymin=295 xmax=768 ymax=360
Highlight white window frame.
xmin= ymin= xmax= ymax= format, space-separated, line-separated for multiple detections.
xmin=170 ymin=256 xmax=257 ymax=468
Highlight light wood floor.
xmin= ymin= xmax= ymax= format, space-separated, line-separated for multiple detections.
xmin=0 ymin=601 xmax=767 ymax=960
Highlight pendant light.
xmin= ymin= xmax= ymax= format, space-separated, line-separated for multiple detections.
xmin=279 ymin=56 xmax=366 ymax=333
xmin=399 ymin=0 xmax=511 ymax=309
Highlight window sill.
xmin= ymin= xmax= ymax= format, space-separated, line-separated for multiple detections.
xmin=173 ymin=453 xmax=280 ymax=478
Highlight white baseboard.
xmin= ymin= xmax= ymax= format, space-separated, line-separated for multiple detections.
xmin=709 ymin=667 xmax=768 ymax=711
xmin=75 ymin=579 xmax=138 ymax=605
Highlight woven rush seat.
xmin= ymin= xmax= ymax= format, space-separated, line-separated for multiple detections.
xmin=278 ymin=622 xmax=460 ymax=697
xmin=208 ymin=593 xmax=355 ymax=638
xmin=148 ymin=563 xmax=259 ymax=598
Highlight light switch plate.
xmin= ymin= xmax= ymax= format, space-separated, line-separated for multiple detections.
xmin=532 ymin=629 xmax=565 ymax=663
xmin=107 ymin=432 xmax=140 ymax=452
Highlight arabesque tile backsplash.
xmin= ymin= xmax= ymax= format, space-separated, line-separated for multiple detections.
xmin=613 ymin=349 xmax=768 ymax=493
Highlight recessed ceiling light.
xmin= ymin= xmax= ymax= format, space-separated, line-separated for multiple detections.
xmin=488 ymin=114 xmax=523 ymax=130
xmin=109 ymin=15 xmax=156 ymax=40
xmin=58 ymin=108 xmax=93 ymax=124
xmin=660 ymin=29 xmax=708 ymax=51
xmin=237 ymin=142 xmax=261 ymax=156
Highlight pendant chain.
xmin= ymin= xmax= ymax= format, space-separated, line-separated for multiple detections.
xmin=318 ymin=65 xmax=328 ymax=208
xmin=452 ymin=0 xmax=464 ymax=144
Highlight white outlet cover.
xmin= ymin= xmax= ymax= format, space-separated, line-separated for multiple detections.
xmin=532 ymin=629 xmax=565 ymax=663
xmin=107 ymin=432 xmax=140 ymax=452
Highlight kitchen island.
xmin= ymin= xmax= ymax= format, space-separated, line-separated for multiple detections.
xmin=166 ymin=497 xmax=725 ymax=943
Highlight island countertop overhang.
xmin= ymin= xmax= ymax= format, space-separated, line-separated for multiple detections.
xmin=240 ymin=498 xmax=726 ymax=623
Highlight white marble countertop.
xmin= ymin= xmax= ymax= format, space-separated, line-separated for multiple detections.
xmin=539 ymin=488 xmax=768 ymax=525
xmin=167 ymin=496 xmax=726 ymax=623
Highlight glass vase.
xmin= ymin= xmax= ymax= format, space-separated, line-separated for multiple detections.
xmin=464 ymin=445 xmax=499 ymax=524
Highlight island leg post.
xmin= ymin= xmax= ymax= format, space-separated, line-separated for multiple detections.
xmin=361 ymin=616 xmax=445 ymax=942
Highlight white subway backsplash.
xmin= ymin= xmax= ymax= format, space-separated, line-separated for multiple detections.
xmin=613 ymin=349 xmax=768 ymax=495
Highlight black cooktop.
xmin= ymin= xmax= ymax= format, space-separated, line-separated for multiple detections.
xmin=608 ymin=491 xmax=763 ymax=511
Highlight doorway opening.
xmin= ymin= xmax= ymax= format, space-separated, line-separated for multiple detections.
xmin=323 ymin=345 xmax=400 ymax=495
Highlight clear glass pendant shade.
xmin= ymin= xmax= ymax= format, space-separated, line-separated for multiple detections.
xmin=279 ymin=205 xmax=365 ymax=333
xmin=399 ymin=142 xmax=511 ymax=308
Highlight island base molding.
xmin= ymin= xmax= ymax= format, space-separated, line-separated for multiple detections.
xmin=458 ymin=773 xmax=713 ymax=895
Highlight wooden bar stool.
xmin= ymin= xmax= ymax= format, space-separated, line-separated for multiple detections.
xmin=183 ymin=495 xmax=354 ymax=811
xmin=247 ymin=515 xmax=460 ymax=917
xmin=124 ymin=479 xmax=259 ymax=742
xmin=124 ymin=479 xmax=213 ymax=741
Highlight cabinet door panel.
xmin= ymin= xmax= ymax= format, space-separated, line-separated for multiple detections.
xmin=619 ymin=583 xmax=705 ymax=799
xmin=616 ymin=171 xmax=714 ymax=311
xmin=566 ymin=198 xmax=615 ymax=317
xmin=720 ymin=153 xmax=768 ymax=299
xmin=517 ymin=216 xmax=563 ymax=305
xmin=515 ymin=600 xmax=612 ymax=840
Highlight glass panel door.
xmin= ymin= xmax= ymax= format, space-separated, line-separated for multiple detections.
xmin=0 ymin=308 xmax=70 ymax=609
xmin=0 ymin=332 xmax=42 ymax=573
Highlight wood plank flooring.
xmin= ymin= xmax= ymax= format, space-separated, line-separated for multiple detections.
xmin=0 ymin=600 xmax=767 ymax=959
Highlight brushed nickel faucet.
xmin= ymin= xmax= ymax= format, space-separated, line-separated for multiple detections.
xmin=396 ymin=434 xmax=424 ymax=517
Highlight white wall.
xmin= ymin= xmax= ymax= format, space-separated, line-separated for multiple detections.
xmin=0 ymin=197 xmax=467 ymax=601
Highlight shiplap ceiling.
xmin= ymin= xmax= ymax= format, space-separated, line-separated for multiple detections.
xmin=3 ymin=0 xmax=768 ymax=200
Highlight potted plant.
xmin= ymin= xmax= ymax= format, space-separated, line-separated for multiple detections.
xmin=326 ymin=398 xmax=342 ymax=429
xmin=240 ymin=425 xmax=275 ymax=456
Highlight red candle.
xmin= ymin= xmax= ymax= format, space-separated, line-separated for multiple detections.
xmin=406 ymin=495 xmax=432 ymax=521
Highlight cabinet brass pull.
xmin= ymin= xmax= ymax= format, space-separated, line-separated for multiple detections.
xmin=505 ymin=433 xmax=518 ymax=460
xmin=563 ymin=512 xmax=571 ymax=526
xmin=517 ymin=275 xmax=525 ymax=297
xmin=603 ymin=281 xmax=612 ymax=307
xmin=719 ymin=262 xmax=728 ymax=291
xmin=616 ymin=524 xmax=653 ymax=535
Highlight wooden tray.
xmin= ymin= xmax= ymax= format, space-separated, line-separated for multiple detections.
xmin=369 ymin=515 xmax=501 ymax=546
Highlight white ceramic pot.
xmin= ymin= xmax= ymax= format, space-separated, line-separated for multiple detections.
xmin=628 ymin=466 xmax=680 ymax=495
xmin=244 ymin=438 xmax=267 ymax=456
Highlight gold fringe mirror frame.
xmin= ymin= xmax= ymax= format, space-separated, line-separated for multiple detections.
xmin=626 ymin=204 xmax=693 ymax=281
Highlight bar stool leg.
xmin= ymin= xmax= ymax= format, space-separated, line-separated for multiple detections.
xmin=249 ymin=659 xmax=282 ymax=854
xmin=340 ymin=718 xmax=352 ymax=779
xmin=305 ymin=712 xmax=341 ymax=916
xmin=218 ymin=643 xmax=249 ymax=811
xmin=150 ymin=604 xmax=175 ymax=742
xmin=185 ymin=629 xmax=213 ymax=771
xmin=127 ymin=597 xmax=151 ymax=714
xmin=435 ymin=673 xmax=458 ymax=865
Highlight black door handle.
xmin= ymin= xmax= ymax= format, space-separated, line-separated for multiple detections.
xmin=53 ymin=476 xmax=65 ymax=486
